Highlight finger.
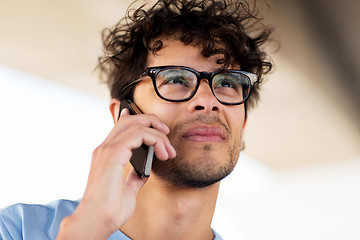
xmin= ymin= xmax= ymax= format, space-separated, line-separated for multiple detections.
xmin=119 ymin=114 xmax=170 ymax=134
xmin=125 ymin=168 xmax=148 ymax=194
xmin=165 ymin=142 xmax=177 ymax=159
xmin=105 ymin=114 xmax=170 ymax=146
xmin=119 ymin=126 xmax=175 ymax=160
xmin=118 ymin=169 xmax=148 ymax=222
xmin=147 ymin=135 xmax=176 ymax=160
xmin=119 ymin=108 xmax=130 ymax=117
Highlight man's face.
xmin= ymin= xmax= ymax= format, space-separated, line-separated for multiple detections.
xmin=133 ymin=38 xmax=246 ymax=188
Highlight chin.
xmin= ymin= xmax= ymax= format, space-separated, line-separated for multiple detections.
xmin=151 ymin=151 xmax=238 ymax=189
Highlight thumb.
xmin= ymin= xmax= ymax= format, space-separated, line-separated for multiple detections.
xmin=124 ymin=169 xmax=148 ymax=196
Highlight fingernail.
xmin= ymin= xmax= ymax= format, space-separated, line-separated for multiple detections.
xmin=170 ymin=145 xmax=176 ymax=158
xmin=162 ymin=122 xmax=170 ymax=132
xmin=120 ymin=108 xmax=127 ymax=116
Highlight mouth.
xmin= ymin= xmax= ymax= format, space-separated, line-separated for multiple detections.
xmin=182 ymin=125 xmax=226 ymax=142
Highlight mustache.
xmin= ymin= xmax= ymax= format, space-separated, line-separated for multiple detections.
xmin=171 ymin=114 xmax=230 ymax=135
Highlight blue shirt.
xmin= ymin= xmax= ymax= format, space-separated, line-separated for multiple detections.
xmin=0 ymin=200 xmax=223 ymax=240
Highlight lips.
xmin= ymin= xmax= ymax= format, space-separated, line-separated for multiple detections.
xmin=182 ymin=126 xmax=226 ymax=142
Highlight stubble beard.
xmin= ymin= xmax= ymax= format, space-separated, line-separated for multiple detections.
xmin=151 ymin=115 xmax=242 ymax=189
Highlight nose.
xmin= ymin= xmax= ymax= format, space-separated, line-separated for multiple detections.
xmin=186 ymin=80 xmax=221 ymax=113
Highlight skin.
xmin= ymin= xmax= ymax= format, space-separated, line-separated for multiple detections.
xmin=57 ymin=38 xmax=246 ymax=240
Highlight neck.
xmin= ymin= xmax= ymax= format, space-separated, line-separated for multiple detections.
xmin=121 ymin=168 xmax=220 ymax=240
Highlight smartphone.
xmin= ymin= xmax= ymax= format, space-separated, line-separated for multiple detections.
xmin=118 ymin=99 xmax=154 ymax=178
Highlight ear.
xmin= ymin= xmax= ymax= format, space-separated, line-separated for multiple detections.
xmin=109 ymin=98 xmax=121 ymax=124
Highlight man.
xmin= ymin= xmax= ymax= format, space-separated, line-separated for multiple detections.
xmin=0 ymin=0 xmax=272 ymax=239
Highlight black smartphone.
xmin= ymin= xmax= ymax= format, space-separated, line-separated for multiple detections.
xmin=118 ymin=99 xmax=154 ymax=178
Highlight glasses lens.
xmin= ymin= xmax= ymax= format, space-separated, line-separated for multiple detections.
xmin=212 ymin=72 xmax=251 ymax=103
xmin=155 ymin=69 xmax=197 ymax=100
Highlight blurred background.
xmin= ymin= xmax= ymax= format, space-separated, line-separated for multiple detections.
xmin=0 ymin=0 xmax=359 ymax=239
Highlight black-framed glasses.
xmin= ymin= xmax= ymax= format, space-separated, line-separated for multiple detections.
xmin=123 ymin=65 xmax=257 ymax=105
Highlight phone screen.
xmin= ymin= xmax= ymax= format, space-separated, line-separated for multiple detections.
xmin=119 ymin=99 xmax=154 ymax=178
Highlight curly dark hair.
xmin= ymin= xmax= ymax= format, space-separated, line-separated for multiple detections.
xmin=98 ymin=0 xmax=273 ymax=110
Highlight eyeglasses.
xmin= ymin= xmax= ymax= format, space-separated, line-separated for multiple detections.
xmin=123 ymin=66 xmax=257 ymax=105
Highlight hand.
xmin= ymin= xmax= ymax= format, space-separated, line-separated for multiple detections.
xmin=56 ymin=109 xmax=176 ymax=240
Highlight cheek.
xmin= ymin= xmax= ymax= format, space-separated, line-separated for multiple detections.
xmin=133 ymin=82 xmax=156 ymax=111
xmin=152 ymin=104 xmax=180 ymax=127
xmin=232 ymin=122 xmax=243 ymax=141
xmin=133 ymin=83 xmax=177 ymax=126
xmin=228 ymin=108 xmax=246 ymax=139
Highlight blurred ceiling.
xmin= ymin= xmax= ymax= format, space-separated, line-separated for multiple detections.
xmin=0 ymin=0 xmax=359 ymax=169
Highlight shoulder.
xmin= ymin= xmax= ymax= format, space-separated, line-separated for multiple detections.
xmin=0 ymin=199 xmax=79 ymax=240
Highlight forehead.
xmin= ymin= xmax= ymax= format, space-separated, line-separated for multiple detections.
xmin=146 ymin=38 xmax=226 ymax=72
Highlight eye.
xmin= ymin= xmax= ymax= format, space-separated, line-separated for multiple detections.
xmin=218 ymin=79 xmax=237 ymax=88
xmin=213 ymin=77 xmax=238 ymax=90
xmin=157 ymin=69 xmax=195 ymax=88
xmin=213 ymin=72 xmax=242 ymax=89
xmin=163 ymin=76 xmax=189 ymax=87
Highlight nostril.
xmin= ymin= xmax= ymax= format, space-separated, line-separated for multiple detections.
xmin=194 ymin=105 xmax=218 ymax=111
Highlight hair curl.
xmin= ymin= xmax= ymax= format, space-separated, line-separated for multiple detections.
xmin=98 ymin=0 xmax=273 ymax=110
